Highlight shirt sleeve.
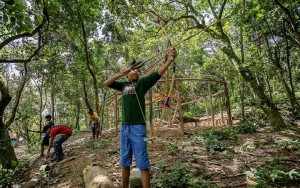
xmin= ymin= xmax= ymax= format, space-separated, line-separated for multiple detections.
xmin=108 ymin=81 xmax=124 ymax=92
xmin=141 ymin=71 xmax=161 ymax=91
xmin=46 ymin=121 xmax=54 ymax=127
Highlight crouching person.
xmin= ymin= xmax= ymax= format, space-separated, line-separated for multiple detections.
xmin=44 ymin=125 xmax=72 ymax=162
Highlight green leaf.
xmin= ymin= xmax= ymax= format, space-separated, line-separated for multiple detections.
xmin=36 ymin=15 xmax=43 ymax=25
xmin=14 ymin=3 xmax=26 ymax=12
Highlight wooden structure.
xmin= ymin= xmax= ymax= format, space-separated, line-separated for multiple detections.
xmin=103 ymin=59 xmax=232 ymax=137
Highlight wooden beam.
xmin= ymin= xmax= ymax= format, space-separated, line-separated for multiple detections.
xmin=114 ymin=94 xmax=118 ymax=135
xmin=218 ymin=94 xmax=225 ymax=125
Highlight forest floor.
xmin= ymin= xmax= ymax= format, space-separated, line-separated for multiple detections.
xmin=12 ymin=120 xmax=300 ymax=188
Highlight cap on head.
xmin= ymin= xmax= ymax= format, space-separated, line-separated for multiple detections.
xmin=45 ymin=114 xmax=52 ymax=119
xmin=42 ymin=125 xmax=50 ymax=133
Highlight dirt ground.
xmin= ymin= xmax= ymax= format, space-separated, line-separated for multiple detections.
xmin=12 ymin=121 xmax=300 ymax=188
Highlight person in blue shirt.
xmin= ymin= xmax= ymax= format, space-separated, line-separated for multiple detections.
xmin=40 ymin=114 xmax=54 ymax=157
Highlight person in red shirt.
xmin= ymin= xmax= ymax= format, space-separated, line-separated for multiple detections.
xmin=44 ymin=125 xmax=72 ymax=162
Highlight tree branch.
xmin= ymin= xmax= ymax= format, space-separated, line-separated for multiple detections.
xmin=207 ymin=0 xmax=219 ymax=19
xmin=219 ymin=0 xmax=227 ymax=19
xmin=0 ymin=17 xmax=47 ymax=50
xmin=0 ymin=41 xmax=46 ymax=63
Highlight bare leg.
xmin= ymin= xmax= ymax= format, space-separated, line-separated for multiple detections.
xmin=141 ymin=169 xmax=150 ymax=188
xmin=122 ymin=167 xmax=130 ymax=188
xmin=40 ymin=145 xmax=45 ymax=157
xmin=96 ymin=131 xmax=99 ymax=140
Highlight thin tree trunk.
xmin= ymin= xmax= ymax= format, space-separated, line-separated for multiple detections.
xmin=264 ymin=70 xmax=273 ymax=103
xmin=82 ymin=77 xmax=91 ymax=109
xmin=263 ymin=34 xmax=300 ymax=115
xmin=285 ymin=29 xmax=294 ymax=95
xmin=208 ymin=82 xmax=214 ymax=126
xmin=240 ymin=0 xmax=245 ymax=120
xmin=223 ymin=81 xmax=232 ymax=126
xmin=81 ymin=21 xmax=100 ymax=115
xmin=76 ymin=101 xmax=80 ymax=130
xmin=176 ymin=82 xmax=184 ymax=137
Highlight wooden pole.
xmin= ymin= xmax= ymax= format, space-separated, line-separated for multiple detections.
xmin=171 ymin=105 xmax=178 ymax=127
xmin=176 ymin=81 xmax=184 ymax=137
xmin=223 ymin=82 xmax=232 ymax=126
xmin=106 ymin=107 xmax=109 ymax=129
xmin=167 ymin=105 xmax=172 ymax=127
xmin=205 ymin=97 xmax=210 ymax=126
xmin=218 ymin=94 xmax=225 ymax=125
xmin=149 ymin=89 xmax=153 ymax=137
xmin=114 ymin=94 xmax=118 ymax=135
xmin=208 ymin=82 xmax=215 ymax=127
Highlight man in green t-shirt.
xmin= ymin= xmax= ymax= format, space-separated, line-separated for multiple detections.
xmin=104 ymin=47 xmax=177 ymax=188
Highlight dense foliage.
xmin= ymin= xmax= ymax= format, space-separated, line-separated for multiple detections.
xmin=0 ymin=0 xmax=299 ymax=172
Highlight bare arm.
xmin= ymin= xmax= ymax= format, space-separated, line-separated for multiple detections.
xmin=158 ymin=47 xmax=177 ymax=76
xmin=46 ymin=138 xmax=54 ymax=158
xmin=103 ymin=68 xmax=130 ymax=87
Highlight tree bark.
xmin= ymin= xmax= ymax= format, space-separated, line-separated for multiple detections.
xmin=0 ymin=75 xmax=17 ymax=169
xmin=263 ymin=34 xmax=300 ymax=116
xmin=223 ymin=81 xmax=232 ymax=126
xmin=81 ymin=21 xmax=100 ymax=115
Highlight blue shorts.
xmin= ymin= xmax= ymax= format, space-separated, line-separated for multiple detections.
xmin=41 ymin=134 xmax=50 ymax=146
xmin=120 ymin=125 xmax=150 ymax=170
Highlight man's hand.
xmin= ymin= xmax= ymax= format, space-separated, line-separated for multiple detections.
xmin=167 ymin=47 xmax=177 ymax=62
xmin=121 ymin=67 xmax=131 ymax=77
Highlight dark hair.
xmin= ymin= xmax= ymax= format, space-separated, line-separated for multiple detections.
xmin=42 ymin=125 xmax=50 ymax=133
xmin=130 ymin=59 xmax=137 ymax=66
xmin=88 ymin=109 xmax=93 ymax=113
xmin=45 ymin=114 xmax=52 ymax=119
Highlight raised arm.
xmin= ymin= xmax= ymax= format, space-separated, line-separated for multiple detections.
xmin=158 ymin=47 xmax=177 ymax=76
xmin=103 ymin=68 xmax=130 ymax=87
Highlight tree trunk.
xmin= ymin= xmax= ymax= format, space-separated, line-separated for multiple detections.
xmin=239 ymin=64 xmax=285 ymax=129
xmin=0 ymin=75 xmax=17 ymax=169
xmin=82 ymin=77 xmax=91 ymax=109
xmin=201 ymin=1 xmax=287 ymax=129
xmin=81 ymin=21 xmax=100 ymax=115
xmin=223 ymin=81 xmax=232 ymax=126
xmin=264 ymin=70 xmax=273 ymax=103
xmin=239 ymin=0 xmax=245 ymax=120
xmin=263 ymin=34 xmax=300 ymax=116
xmin=0 ymin=124 xmax=17 ymax=169
xmin=76 ymin=102 xmax=80 ymax=130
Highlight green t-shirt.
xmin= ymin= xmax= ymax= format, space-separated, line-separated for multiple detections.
xmin=108 ymin=71 xmax=161 ymax=125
